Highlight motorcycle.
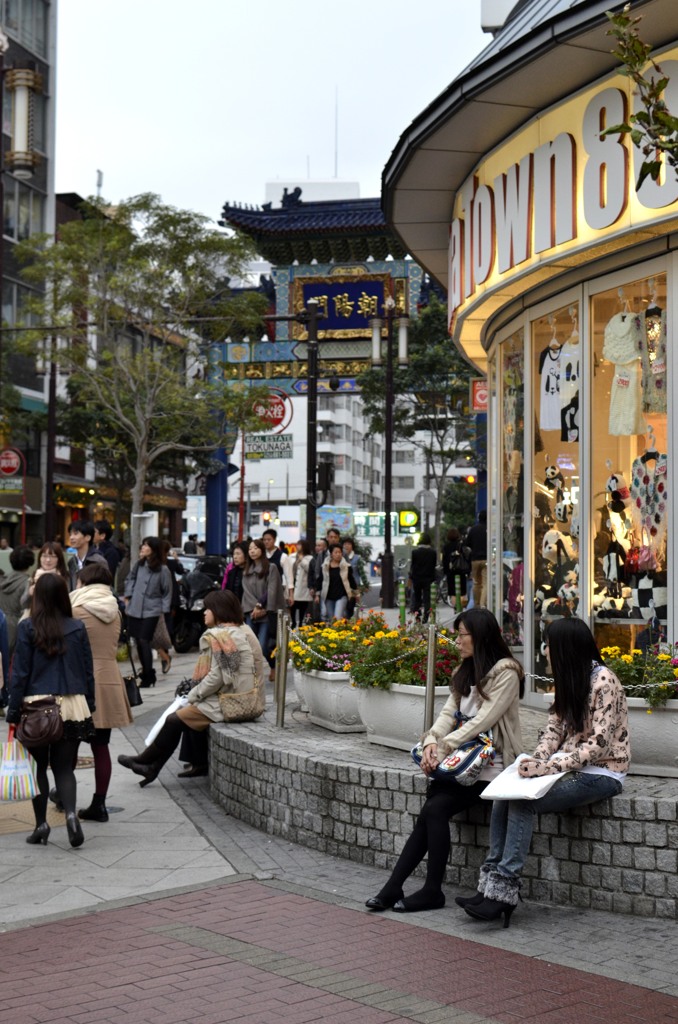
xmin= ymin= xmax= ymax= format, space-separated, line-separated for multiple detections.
xmin=172 ymin=556 xmax=227 ymax=653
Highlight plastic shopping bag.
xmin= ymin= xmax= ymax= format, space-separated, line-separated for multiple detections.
xmin=144 ymin=696 xmax=189 ymax=747
xmin=480 ymin=755 xmax=570 ymax=801
xmin=0 ymin=730 xmax=39 ymax=801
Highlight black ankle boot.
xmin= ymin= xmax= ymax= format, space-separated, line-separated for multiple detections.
xmin=78 ymin=795 xmax=109 ymax=822
xmin=66 ymin=812 xmax=84 ymax=848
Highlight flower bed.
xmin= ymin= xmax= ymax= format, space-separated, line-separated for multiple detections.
xmin=288 ymin=612 xmax=390 ymax=674
xmin=600 ymin=644 xmax=678 ymax=709
xmin=350 ymin=625 xmax=460 ymax=690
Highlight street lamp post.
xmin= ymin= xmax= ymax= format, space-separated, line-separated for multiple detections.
xmin=304 ymin=299 xmax=319 ymax=549
xmin=371 ymin=297 xmax=408 ymax=609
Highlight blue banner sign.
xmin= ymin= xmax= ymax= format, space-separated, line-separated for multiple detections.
xmin=302 ymin=279 xmax=387 ymax=336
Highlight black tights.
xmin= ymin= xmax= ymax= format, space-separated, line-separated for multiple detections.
xmin=378 ymin=779 xmax=486 ymax=903
xmin=31 ymin=738 xmax=80 ymax=825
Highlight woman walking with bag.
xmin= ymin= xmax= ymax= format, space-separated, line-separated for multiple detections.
xmin=70 ymin=562 xmax=133 ymax=822
xmin=241 ymin=538 xmax=285 ymax=680
xmin=461 ymin=617 xmax=629 ymax=928
xmin=6 ymin=574 xmax=95 ymax=848
xmin=124 ymin=537 xmax=172 ymax=689
xmin=117 ymin=590 xmax=264 ymax=786
xmin=365 ymin=608 xmax=523 ymax=913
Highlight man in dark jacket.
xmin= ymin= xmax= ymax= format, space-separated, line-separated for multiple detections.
xmin=67 ymin=521 xmax=107 ymax=591
xmin=93 ymin=520 xmax=121 ymax=578
xmin=409 ymin=533 xmax=438 ymax=622
xmin=0 ymin=544 xmax=34 ymax=652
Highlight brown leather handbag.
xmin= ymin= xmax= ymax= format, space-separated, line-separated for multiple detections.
xmin=16 ymin=697 xmax=64 ymax=748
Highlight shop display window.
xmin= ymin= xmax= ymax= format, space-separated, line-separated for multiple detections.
xmin=590 ymin=274 xmax=668 ymax=655
xmin=500 ymin=329 xmax=524 ymax=646
xmin=531 ymin=302 xmax=580 ymax=683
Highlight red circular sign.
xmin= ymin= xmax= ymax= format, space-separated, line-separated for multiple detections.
xmin=252 ymin=390 xmax=293 ymax=434
xmin=0 ymin=449 xmax=21 ymax=476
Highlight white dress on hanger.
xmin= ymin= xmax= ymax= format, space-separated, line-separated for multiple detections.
xmin=538 ymin=346 xmax=561 ymax=431
xmin=602 ymin=313 xmax=645 ymax=436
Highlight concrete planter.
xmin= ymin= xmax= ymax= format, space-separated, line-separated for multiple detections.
xmin=356 ymin=683 xmax=450 ymax=751
xmin=627 ymin=698 xmax=678 ymax=777
xmin=299 ymin=669 xmax=365 ymax=733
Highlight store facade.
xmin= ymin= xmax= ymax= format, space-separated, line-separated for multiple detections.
xmin=383 ymin=0 xmax=678 ymax=704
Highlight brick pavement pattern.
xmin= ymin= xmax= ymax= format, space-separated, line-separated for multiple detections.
xmin=2 ymin=878 xmax=678 ymax=1024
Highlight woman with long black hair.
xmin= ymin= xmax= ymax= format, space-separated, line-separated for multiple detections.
xmin=365 ymin=608 xmax=524 ymax=913
xmin=462 ymin=617 xmax=629 ymax=928
xmin=124 ymin=536 xmax=172 ymax=688
xmin=6 ymin=573 xmax=95 ymax=848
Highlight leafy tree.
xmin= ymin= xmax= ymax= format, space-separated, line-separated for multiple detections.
xmin=605 ymin=5 xmax=678 ymax=188
xmin=17 ymin=193 xmax=269 ymax=552
xmin=357 ymin=295 xmax=480 ymax=551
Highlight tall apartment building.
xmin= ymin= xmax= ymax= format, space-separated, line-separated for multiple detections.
xmin=0 ymin=0 xmax=57 ymax=544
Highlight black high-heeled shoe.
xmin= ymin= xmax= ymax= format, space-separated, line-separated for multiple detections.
xmin=26 ymin=822 xmax=50 ymax=845
xmin=162 ymin=655 xmax=172 ymax=675
xmin=392 ymin=890 xmax=445 ymax=913
xmin=118 ymin=754 xmax=159 ymax=786
xmin=454 ymin=892 xmax=485 ymax=909
xmin=464 ymin=897 xmax=516 ymax=928
xmin=365 ymin=889 xmax=403 ymax=911
xmin=65 ymin=813 xmax=84 ymax=848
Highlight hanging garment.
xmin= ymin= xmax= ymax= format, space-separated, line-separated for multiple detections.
xmin=538 ymin=346 xmax=561 ymax=431
xmin=559 ymin=335 xmax=580 ymax=443
xmin=602 ymin=313 xmax=645 ymax=436
xmin=630 ymin=453 xmax=668 ymax=551
xmin=640 ymin=308 xmax=667 ymax=414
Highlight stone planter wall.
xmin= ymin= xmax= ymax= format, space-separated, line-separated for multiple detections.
xmin=210 ymin=719 xmax=678 ymax=920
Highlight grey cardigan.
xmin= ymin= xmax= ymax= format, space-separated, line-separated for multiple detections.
xmin=422 ymin=658 xmax=523 ymax=763
xmin=124 ymin=561 xmax=172 ymax=618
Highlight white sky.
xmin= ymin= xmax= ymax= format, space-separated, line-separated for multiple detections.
xmin=55 ymin=1 xmax=489 ymax=221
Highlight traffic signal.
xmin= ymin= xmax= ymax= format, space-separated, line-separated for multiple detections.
xmin=262 ymin=511 xmax=271 ymax=524
xmin=464 ymin=475 xmax=476 ymax=484
xmin=318 ymin=462 xmax=334 ymax=492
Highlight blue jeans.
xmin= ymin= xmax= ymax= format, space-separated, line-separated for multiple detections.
xmin=246 ymin=613 xmax=271 ymax=667
xmin=325 ymin=597 xmax=348 ymax=621
xmin=485 ymin=772 xmax=623 ymax=880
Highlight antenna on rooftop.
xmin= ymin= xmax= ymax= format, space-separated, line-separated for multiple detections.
xmin=334 ymin=86 xmax=339 ymax=178
xmin=96 ymin=169 xmax=103 ymax=197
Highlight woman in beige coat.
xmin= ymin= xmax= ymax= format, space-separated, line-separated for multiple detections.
xmin=70 ymin=561 xmax=133 ymax=821
xmin=118 ymin=590 xmax=265 ymax=787
xmin=366 ymin=608 xmax=524 ymax=914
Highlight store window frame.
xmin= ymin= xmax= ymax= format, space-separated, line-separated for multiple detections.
xmin=489 ymin=255 xmax=677 ymax=705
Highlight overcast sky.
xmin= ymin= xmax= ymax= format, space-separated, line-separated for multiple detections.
xmin=55 ymin=1 xmax=489 ymax=222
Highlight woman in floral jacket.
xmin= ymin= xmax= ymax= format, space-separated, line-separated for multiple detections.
xmin=461 ymin=616 xmax=629 ymax=928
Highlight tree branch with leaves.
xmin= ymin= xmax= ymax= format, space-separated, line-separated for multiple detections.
xmin=17 ymin=192 xmax=269 ymax=551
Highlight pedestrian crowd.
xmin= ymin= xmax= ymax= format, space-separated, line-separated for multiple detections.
xmin=0 ymin=518 xmax=629 ymax=935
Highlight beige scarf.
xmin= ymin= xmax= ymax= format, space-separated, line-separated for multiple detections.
xmin=191 ymin=626 xmax=240 ymax=683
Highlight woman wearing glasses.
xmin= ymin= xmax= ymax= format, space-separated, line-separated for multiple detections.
xmin=365 ymin=607 xmax=524 ymax=913
xmin=461 ymin=616 xmax=628 ymax=928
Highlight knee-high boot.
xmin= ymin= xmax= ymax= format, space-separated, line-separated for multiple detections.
xmin=118 ymin=714 xmax=184 ymax=786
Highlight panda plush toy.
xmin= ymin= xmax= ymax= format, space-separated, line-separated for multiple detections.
xmin=605 ymin=472 xmax=632 ymax=514
xmin=544 ymin=465 xmax=565 ymax=492
xmin=542 ymin=528 xmax=576 ymax=564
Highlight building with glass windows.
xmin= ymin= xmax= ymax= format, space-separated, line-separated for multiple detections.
xmin=383 ymin=0 xmax=678 ymax=704
xmin=1 ymin=0 xmax=56 ymax=543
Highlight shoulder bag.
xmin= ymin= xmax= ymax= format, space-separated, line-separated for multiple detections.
xmin=412 ymin=731 xmax=495 ymax=786
xmin=218 ymin=628 xmax=266 ymax=723
xmin=16 ymin=696 xmax=64 ymax=748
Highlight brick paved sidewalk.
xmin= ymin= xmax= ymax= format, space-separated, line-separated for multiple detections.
xmin=2 ymin=878 xmax=677 ymax=1024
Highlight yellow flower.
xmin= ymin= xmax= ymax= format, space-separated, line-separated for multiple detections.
xmin=632 ymin=649 xmax=642 ymax=656
xmin=657 ymin=653 xmax=671 ymax=661
xmin=329 ymin=643 xmax=337 ymax=648
xmin=621 ymin=654 xmax=633 ymax=664
xmin=374 ymin=631 xmax=385 ymax=639
xmin=673 ymin=668 xmax=678 ymax=679
xmin=387 ymin=631 xmax=399 ymax=639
